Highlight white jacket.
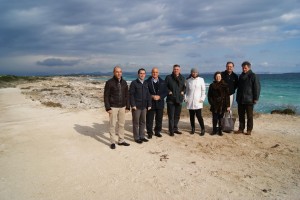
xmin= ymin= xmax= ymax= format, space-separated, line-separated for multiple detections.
xmin=185 ymin=76 xmax=206 ymax=109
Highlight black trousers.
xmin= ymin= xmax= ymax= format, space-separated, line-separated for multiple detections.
xmin=212 ymin=112 xmax=224 ymax=131
xmin=146 ymin=108 xmax=163 ymax=134
xmin=238 ymin=104 xmax=254 ymax=131
xmin=189 ymin=109 xmax=205 ymax=130
xmin=167 ymin=102 xmax=182 ymax=133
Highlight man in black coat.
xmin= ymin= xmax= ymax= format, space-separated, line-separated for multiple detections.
xmin=165 ymin=64 xmax=186 ymax=136
xmin=221 ymin=61 xmax=239 ymax=110
xmin=146 ymin=67 xmax=168 ymax=138
xmin=235 ymin=61 xmax=261 ymax=135
xmin=104 ymin=66 xmax=131 ymax=149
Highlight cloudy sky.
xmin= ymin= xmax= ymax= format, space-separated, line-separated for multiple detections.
xmin=1 ymin=0 xmax=300 ymax=75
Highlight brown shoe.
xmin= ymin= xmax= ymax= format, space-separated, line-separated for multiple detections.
xmin=234 ymin=130 xmax=244 ymax=134
xmin=245 ymin=131 xmax=252 ymax=135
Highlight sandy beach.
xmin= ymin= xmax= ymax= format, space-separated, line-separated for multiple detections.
xmin=1 ymin=77 xmax=300 ymax=200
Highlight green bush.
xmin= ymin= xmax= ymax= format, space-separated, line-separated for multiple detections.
xmin=271 ymin=108 xmax=296 ymax=115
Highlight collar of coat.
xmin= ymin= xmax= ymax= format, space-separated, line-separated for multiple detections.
xmin=171 ymin=73 xmax=184 ymax=81
xmin=113 ymin=76 xmax=123 ymax=82
xmin=212 ymin=80 xmax=227 ymax=89
xmin=147 ymin=76 xmax=163 ymax=82
xmin=240 ymin=70 xmax=253 ymax=80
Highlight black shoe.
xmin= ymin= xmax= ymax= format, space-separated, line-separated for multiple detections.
xmin=190 ymin=127 xmax=195 ymax=134
xmin=174 ymin=130 xmax=182 ymax=134
xmin=200 ymin=129 xmax=205 ymax=136
xmin=211 ymin=130 xmax=217 ymax=135
xmin=218 ymin=130 xmax=223 ymax=136
xmin=147 ymin=132 xmax=153 ymax=139
xmin=141 ymin=138 xmax=149 ymax=142
xmin=154 ymin=132 xmax=162 ymax=137
xmin=118 ymin=142 xmax=130 ymax=146
xmin=110 ymin=144 xmax=116 ymax=149
xmin=169 ymin=132 xmax=174 ymax=136
xmin=135 ymin=139 xmax=143 ymax=144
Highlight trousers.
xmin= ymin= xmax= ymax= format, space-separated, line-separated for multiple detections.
xmin=189 ymin=109 xmax=205 ymax=130
xmin=109 ymin=107 xmax=126 ymax=144
xmin=146 ymin=108 xmax=163 ymax=134
xmin=238 ymin=104 xmax=254 ymax=131
xmin=132 ymin=108 xmax=147 ymax=140
xmin=167 ymin=102 xmax=182 ymax=133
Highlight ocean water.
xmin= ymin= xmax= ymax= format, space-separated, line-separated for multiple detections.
xmin=93 ymin=73 xmax=300 ymax=114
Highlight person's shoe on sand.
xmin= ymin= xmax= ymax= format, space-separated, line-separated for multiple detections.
xmin=135 ymin=139 xmax=143 ymax=144
xmin=190 ymin=127 xmax=195 ymax=134
xmin=200 ymin=129 xmax=205 ymax=136
xmin=118 ymin=141 xmax=130 ymax=146
xmin=234 ymin=129 xmax=244 ymax=134
xmin=245 ymin=130 xmax=252 ymax=135
xmin=110 ymin=144 xmax=116 ymax=149
xmin=154 ymin=132 xmax=162 ymax=137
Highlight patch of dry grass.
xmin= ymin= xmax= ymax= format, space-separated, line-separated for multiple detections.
xmin=41 ymin=101 xmax=62 ymax=108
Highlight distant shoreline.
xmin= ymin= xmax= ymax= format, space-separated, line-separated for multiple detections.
xmin=0 ymin=75 xmax=299 ymax=115
xmin=1 ymin=72 xmax=300 ymax=77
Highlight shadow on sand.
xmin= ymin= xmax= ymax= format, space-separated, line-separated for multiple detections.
xmin=74 ymin=120 xmax=135 ymax=147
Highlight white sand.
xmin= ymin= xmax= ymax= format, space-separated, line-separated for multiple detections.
xmin=1 ymin=83 xmax=300 ymax=200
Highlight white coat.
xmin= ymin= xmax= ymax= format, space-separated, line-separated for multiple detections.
xmin=185 ymin=76 xmax=206 ymax=109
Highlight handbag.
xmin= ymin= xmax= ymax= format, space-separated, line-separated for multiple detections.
xmin=221 ymin=112 xmax=236 ymax=132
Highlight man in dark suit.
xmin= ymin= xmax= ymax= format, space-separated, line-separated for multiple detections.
xmin=129 ymin=68 xmax=152 ymax=143
xmin=146 ymin=67 xmax=168 ymax=138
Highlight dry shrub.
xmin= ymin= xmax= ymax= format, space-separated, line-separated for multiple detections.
xmin=41 ymin=101 xmax=62 ymax=108
xmin=40 ymin=88 xmax=54 ymax=92
xmin=20 ymin=86 xmax=32 ymax=89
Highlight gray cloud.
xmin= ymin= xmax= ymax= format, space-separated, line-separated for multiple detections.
xmin=37 ymin=58 xmax=80 ymax=67
xmin=0 ymin=0 xmax=300 ymax=74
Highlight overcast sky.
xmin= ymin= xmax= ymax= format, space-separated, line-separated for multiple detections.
xmin=1 ymin=0 xmax=300 ymax=75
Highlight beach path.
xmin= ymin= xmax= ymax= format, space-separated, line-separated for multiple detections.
xmin=1 ymin=88 xmax=300 ymax=200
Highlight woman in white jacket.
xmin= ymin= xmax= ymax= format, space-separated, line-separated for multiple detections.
xmin=185 ymin=68 xmax=206 ymax=136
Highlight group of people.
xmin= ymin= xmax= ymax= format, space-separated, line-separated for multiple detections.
xmin=104 ymin=61 xmax=261 ymax=149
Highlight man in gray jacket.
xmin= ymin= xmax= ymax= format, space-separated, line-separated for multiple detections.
xmin=235 ymin=61 xmax=261 ymax=135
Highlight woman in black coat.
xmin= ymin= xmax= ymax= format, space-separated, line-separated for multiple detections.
xmin=208 ymin=71 xmax=230 ymax=136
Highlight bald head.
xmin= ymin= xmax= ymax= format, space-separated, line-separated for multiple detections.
xmin=151 ymin=67 xmax=159 ymax=79
xmin=113 ymin=65 xmax=122 ymax=80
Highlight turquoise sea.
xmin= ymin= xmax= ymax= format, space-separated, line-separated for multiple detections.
xmin=93 ymin=73 xmax=300 ymax=114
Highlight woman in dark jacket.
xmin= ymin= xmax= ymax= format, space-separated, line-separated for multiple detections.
xmin=208 ymin=71 xmax=230 ymax=136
